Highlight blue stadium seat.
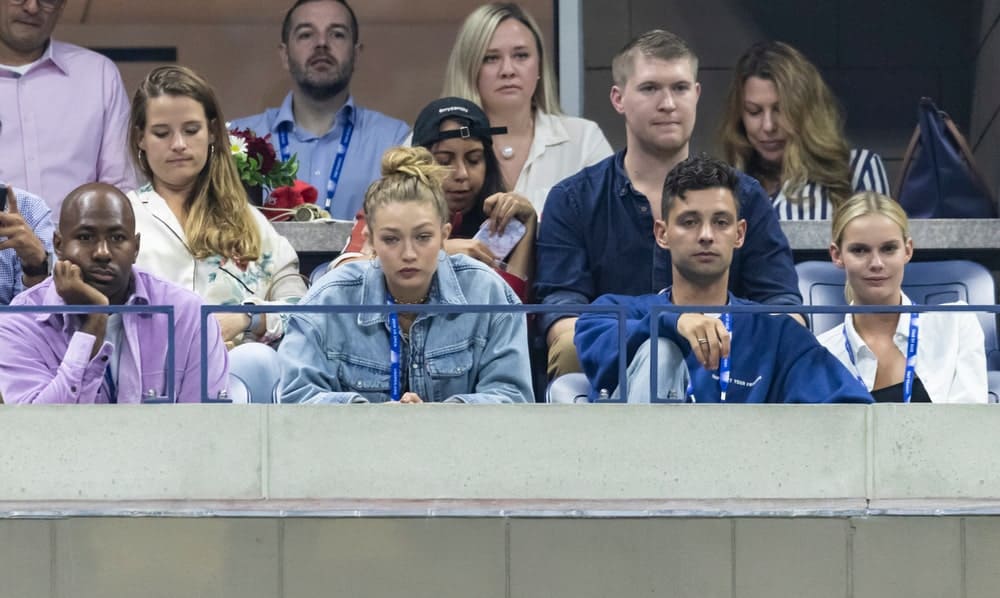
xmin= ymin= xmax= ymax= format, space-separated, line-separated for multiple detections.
xmin=546 ymin=373 xmax=591 ymax=403
xmin=796 ymin=260 xmax=1000 ymax=369
xmin=228 ymin=342 xmax=281 ymax=404
xmin=227 ymin=374 xmax=250 ymax=404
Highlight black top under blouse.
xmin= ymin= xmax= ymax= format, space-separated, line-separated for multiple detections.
xmin=870 ymin=375 xmax=931 ymax=403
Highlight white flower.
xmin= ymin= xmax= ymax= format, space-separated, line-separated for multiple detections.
xmin=229 ymin=134 xmax=247 ymax=157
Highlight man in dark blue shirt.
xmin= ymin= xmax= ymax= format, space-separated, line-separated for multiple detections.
xmin=535 ymin=29 xmax=800 ymax=378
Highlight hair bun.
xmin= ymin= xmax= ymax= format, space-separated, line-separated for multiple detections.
xmin=380 ymin=146 xmax=447 ymax=186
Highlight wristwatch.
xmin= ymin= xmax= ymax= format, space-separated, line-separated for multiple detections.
xmin=21 ymin=252 xmax=49 ymax=277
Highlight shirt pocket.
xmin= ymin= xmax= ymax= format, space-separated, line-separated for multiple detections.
xmin=424 ymin=343 xmax=476 ymax=400
xmin=332 ymin=353 xmax=392 ymax=401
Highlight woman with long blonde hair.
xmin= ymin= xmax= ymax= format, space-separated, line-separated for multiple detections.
xmin=817 ymin=191 xmax=986 ymax=402
xmin=720 ymin=41 xmax=888 ymax=220
xmin=443 ymin=2 xmax=611 ymax=213
xmin=279 ymin=146 xmax=533 ymax=404
xmin=127 ymin=65 xmax=306 ymax=346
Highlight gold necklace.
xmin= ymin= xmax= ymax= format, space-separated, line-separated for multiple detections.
xmin=390 ymin=294 xmax=429 ymax=305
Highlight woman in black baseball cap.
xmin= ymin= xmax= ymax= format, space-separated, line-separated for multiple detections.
xmin=341 ymin=97 xmax=537 ymax=299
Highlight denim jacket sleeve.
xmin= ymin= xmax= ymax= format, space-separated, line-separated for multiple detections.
xmin=447 ymin=309 xmax=534 ymax=404
xmin=278 ymin=313 xmax=365 ymax=404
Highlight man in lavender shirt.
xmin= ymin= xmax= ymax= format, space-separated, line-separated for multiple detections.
xmin=0 ymin=0 xmax=135 ymax=221
xmin=0 ymin=183 xmax=229 ymax=404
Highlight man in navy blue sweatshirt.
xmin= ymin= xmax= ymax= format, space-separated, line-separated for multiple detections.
xmin=575 ymin=154 xmax=872 ymax=404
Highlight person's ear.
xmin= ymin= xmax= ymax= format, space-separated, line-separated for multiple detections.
xmin=654 ymin=219 xmax=669 ymax=250
xmin=829 ymin=243 xmax=845 ymax=269
xmin=132 ymin=233 xmax=141 ymax=264
xmin=903 ymin=237 xmax=914 ymax=264
xmin=441 ymin=222 xmax=452 ymax=245
xmin=278 ymin=43 xmax=290 ymax=72
xmin=610 ymin=85 xmax=626 ymax=116
xmin=733 ymin=218 xmax=746 ymax=249
xmin=53 ymin=231 xmax=63 ymax=259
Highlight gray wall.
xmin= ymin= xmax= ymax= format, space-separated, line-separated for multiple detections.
xmin=4 ymin=516 xmax=1000 ymax=597
xmin=580 ymin=0 xmax=980 ymax=190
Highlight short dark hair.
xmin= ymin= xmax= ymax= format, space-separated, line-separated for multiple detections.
xmin=281 ymin=0 xmax=359 ymax=45
xmin=661 ymin=153 xmax=741 ymax=220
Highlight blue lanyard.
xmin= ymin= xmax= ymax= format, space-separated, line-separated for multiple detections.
xmin=843 ymin=311 xmax=920 ymax=403
xmin=387 ymin=296 xmax=401 ymax=402
xmin=278 ymin=118 xmax=354 ymax=212
xmin=104 ymin=365 xmax=118 ymax=404
xmin=685 ymin=311 xmax=733 ymax=403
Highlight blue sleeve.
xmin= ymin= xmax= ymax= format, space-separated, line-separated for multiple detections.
xmin=450 ymin=309 xmax=534 ymax=404
xmin=534 ymin=181 xmax=593 ymax=333
xmin=733 ymin=175 xmax=802 ymax=305
xmin=851 ymin=149 xmax=890 ymax=195
xmin=575 ymin=294 xmax=679 ymax=395
xmin=774 ymin=321 xmax=872 ymax=404
xmin=278 ymin=313 xmax=362 ymax=404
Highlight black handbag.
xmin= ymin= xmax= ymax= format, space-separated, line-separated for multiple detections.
xmin=895 ymin=97 xmax=997 ymax=218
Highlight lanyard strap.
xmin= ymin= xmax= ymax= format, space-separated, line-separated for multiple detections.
xmin=843 ymin=311 xmax=921 ymax=403
xmin=278 ymin=118 xmax=355 ymax=212
xmin=387 ymin=296 xmax=402 ymax=402
xmin=104 ymin=365 xmax=118 ymax=404
xmin=685 ymin=311 xmax=733 ymax=403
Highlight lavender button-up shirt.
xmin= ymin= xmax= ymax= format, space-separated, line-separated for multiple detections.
xmin=0 ymin=269 xmax=228 ymax=404
xmin=0 ymin=41 xmax=136 ymax=221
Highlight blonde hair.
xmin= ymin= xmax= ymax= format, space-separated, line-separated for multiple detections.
xmin=831 ymin=191 xmax=910 ymax=302
xmin=612 ymin=29 xmax=698 ymax=87
xmin=442 ymin=2 xmax=561 ymax=115
xmin=720 ymin=41 xmax=852 ymax=210
xmin=363 ymin=147 xmax=450 ymax=229
xmin=129 ymin=65 xmax=261 ymax=261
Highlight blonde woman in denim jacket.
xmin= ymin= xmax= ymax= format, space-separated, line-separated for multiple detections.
xmin=278 ymin=147 xmax=533 ymax=404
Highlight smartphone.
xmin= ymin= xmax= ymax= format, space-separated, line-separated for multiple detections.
xmin=0 ymin=183 xmax=7 ymax=212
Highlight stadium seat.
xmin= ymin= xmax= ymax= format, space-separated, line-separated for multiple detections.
xmin=546 ymin=373 xmax=591 ymax=404
xmin=796 ymin=260 xmax=1000 ymax=369
xmin=228 ymin=342 xmax=281 ymax=404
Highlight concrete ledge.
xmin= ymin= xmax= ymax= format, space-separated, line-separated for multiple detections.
xmin=2 ymin=404 xmax=998 ymax=516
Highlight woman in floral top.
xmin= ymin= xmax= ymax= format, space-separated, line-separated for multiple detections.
xmin=126 ymin=66 xmax=305 ymax=345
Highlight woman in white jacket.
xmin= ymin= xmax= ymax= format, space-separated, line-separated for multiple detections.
xmin=817 ymin=191 xmax=987 ymax=403
xmin=126 ymin=65 xmax=305 ymax=347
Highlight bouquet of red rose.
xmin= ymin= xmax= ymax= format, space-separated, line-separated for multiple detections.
xmin=228 ymin=127 xmax=298 ymax=189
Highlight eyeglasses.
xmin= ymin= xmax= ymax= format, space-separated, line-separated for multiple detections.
xmin=10 ymin=0 xmax=63 ymax=12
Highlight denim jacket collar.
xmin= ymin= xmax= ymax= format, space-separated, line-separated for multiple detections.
xmin=357 ymin=250 xmax=468 ymax=326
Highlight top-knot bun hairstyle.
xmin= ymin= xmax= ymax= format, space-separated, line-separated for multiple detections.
xmin=363 ymin=146 xmax=451 ymax=227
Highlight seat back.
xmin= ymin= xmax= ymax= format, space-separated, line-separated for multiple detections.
xmin=546 ymin=373 xmax=591 ymax=404
xmin=227 ymin=374 xmax=251 ymax=404
xmin=796 ymin=260 xmax=1000 ymax=368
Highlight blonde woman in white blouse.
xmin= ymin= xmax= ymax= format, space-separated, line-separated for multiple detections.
xmin=817 ymin=191 xmax=987 ymax=403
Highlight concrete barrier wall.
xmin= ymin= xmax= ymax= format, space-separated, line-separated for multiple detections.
xmin=2 ymin=404 xmax=1000 ymax=597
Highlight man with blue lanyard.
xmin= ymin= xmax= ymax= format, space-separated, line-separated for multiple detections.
xmin=231 ymin=0 xmax=409 ymax=220
xmin=575 ymin=154 xmax=872 ymax=404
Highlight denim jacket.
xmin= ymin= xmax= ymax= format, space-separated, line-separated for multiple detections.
xmin=279 ymin=251 xmax=533 ymax=404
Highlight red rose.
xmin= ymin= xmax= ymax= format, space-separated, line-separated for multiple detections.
xmin=246 ymin=134 xmax=277 ymax=174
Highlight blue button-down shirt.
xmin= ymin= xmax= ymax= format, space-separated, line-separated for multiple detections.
xmin=230 ymin=94 xmax=410 ymax=220
xmin=534 ymin=150 xmax=801 ymax=333
xmin=0 ymin=184 xmax=54 ymax=305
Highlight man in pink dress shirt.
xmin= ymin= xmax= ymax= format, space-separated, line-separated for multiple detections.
xmin=0 ymin=183 xmax=229 ymax=404
xmin=0 ymin=0 xmax=135 ymax=221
